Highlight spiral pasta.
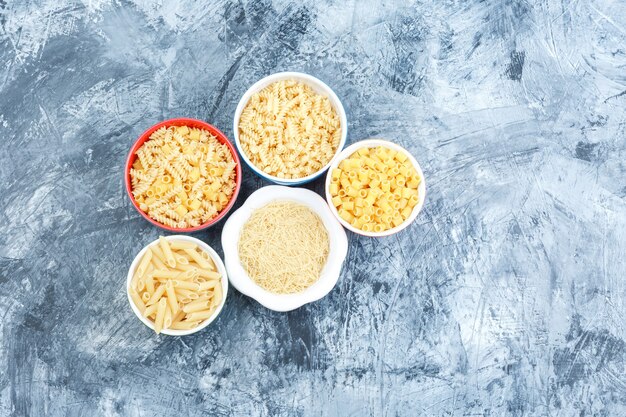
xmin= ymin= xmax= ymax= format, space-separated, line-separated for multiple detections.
xmin=130 ymin=125 xmax=237 ymax=228
xmin=238 ymin=79 xmax=341 ymax=179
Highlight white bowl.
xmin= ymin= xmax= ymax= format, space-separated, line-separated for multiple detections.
xmin=126 ymin=235 xmax=229 ymax=336
xmin=221 ymin=185 xmax=348 ymax=311
xmin=325 ymin=139 xmax=427 ymax=237
xmin=233 ymin=72 xmax=348 ymax=186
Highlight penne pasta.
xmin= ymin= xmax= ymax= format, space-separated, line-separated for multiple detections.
xmin=146 ymin=285 xmax=166 ymax=306
xmin=131 ymin=269 xmax=142 ymax=289
xmin=170 ymin=241 xmax=196 ymax=250
xmin=129 ymin=238 xmax=224 ymax=334
xmin=198 ymin=280 xmax=220 ymax=291
xmin=197 ymin=269 xmax=221 ymax=280
xmin=197 ymin=291 xmax=213 ymax=299
xmin=130 ymin=288 xmax=146 ymax=314
xmin=174 ymin=288 xmax=198 ymax=300
xmin=212 ymin=285 xmax=222 ymax=307
xmin=143 ymin=303 xmax=158 ymax=318
xmin=165 ymin=280 xmax=179 ymax=314
xmin=164 ymin=305 xmax=173 ymax=329
xmin=182 ymin=299 xmax=210 ymax=314
xmin=199 ymin=252 xmax=216 ymax=269
xmin=145 ymin=273 xmax=155 ymax=295
xmin=181 ymin=269 xmax=197 ymax=280
xmin=174 ymin=281 xmax=200 ymax=291
xmin=169 ymin=320 xmax=200 ymax=330
xmin=136 ymin=249 xmax=153 ymax=277
xmin=174 ymin=253 xmax=189 ymax=265
xmin=186 ymin=308 xmax=216 ymax=322
xmin=173 ymin=262 xmax=197 ymax=273
xmin=154 ymin=298 xmax=167 ymax=334
xmin=150 ymin=245 xmax=168 ymax=265
xmin=150 ymin=253 xmax=168 ymax=270
xmin=135 ymin=276 xmax=146 ymax=292
xmin=159 ymin=236 xmax=176 ymax=268
xmin=171 ymin=309 xmax=185 ymax=325
xmin=130 ymin=271 xmax=146 ymax=291
xmin=152 ymin=269 xmax=182 ymax=279
xmin=183 ymin=248 xmax=211 ymax=270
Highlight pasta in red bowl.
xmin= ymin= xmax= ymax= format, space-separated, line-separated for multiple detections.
xmin=124 ymin=118 xmax=242 ymax=232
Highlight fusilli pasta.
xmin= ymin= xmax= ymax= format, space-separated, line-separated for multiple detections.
xmin=238 ymin=79 xmax=341 ymax=179
xmin=130 ymin=125 xmax=237 ymax=229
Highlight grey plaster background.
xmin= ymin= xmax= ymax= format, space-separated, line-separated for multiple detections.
xmin=1 ymin=0 xmax=626 ymax=416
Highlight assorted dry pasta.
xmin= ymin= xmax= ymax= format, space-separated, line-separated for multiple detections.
xmin=130 ymin=125 xmax=237 ymax=229
xmin=238 ymin=79 xmax=341 ymax=179
xmin=129 ymin=237 xmax=224 ymax=334
xmin=126 ymin=75 xmax=425 ymax=333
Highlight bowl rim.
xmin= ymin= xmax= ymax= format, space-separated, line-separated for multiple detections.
xmin=324 ymin=138 xmax=427 ymax=237
xmin=221 ymin=185 xmax=348 ymax=311
xmin=124 ymin=117 xmax=242 ymax=232
xmin=126 ymin=235 xmax=229 ymax=336
xmin=232 ymin=71 xmax=348 ymax=185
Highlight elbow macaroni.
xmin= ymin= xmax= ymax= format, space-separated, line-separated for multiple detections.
xmin=330 ymin=146 xmax=420 ymax=232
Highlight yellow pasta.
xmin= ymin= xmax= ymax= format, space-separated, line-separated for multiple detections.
xmin=197 ymin=269 xmax=220 ymax=280
xmin=198 ymin=280 xmax=220 ymax=291
xmin=129 ymin=238 xmax=224 ymax=334
xmin=238 ymin=201 xmax=329 ymax=294
xmin=130 ymin=125 xmax=237 ymax=229
xmin=136 ymin=250 xmax=152 ymax=277
xmin=175 ymin=281 xmax=201 ymax=291
xmin=129 ymin=288 xmax=146 ymax=314
xmin=146 ymin=285 xmax=166 ymax=306
xmin=159 ymin=236 xmax=176 ymax=267
xmin=165 ymin=280 xmax=179 ymax=314
xmin=183 ymin=248 xmax=211 ymax=270
xmin=170 ymin=241 xmax=196 ymax=250
xmin=186 ymin=309 xmax=216 ymax=322
xmin=143 ymin=306 xmax=158 ymax=322
xmin=170 ymin=321 xmax=200 ymax=330
xmin=154 ymin=298 xmax=167 ymax=334
xmin=238 ymin=79 xmax=341 ymax=179
xmin=182 ymin=299 xmax=211 ymax=314
xmin=329 ymin=146 xmax=421 ymax=233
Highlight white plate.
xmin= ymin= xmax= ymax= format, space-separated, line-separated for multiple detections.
xmin=324 ymin=139 xmax=426 ymax=237
xmin=222 ymin=185 xmax=348 ymax=311
xmin=233 ymin=72 xmax=348 ymax=185
xmin=126 ymin=235 xmax=229 ymax=336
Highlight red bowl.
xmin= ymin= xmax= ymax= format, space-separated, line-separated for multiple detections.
xmin=124 ymin=118 xmax=242 ymax=232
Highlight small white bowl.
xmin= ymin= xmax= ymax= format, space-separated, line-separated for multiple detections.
xmin=221 ymin=185 xmax=348 ymax=311
xmin=233 ymin=72 xmax=348 ymax=186
xmin=325 ymin=139 xmax=427 ymax=237
xmin=126 ymin=235 xmax=229 ymax=336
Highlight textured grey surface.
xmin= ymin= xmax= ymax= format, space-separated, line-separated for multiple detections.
xmin=1 ymin=0 xmax=626 ymax=416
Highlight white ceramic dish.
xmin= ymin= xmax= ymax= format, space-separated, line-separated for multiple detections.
xmin=221 ymin=185 xmax=348 ymax=311
xmin=126 ymin=235 xmax=229 ymax=336
xmin=233 ymin=72 xmax=348 ymax=186
xmin=324 ymin=139 xmax=426 ymax=237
